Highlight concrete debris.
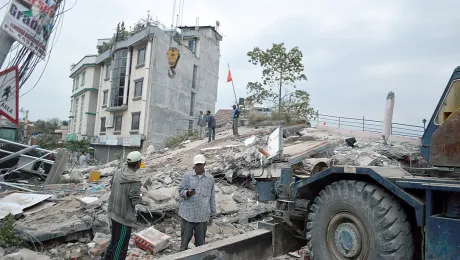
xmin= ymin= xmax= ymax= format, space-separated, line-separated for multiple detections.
xmin=4 ymin=249 xmax=51 ymax=260
xmin=0 ymin=125 xmax=424 ymax=259
xmin=216 ymin=194 xmax=239 ymax=215
xmin=89 ymin=232 xmax=111 ymax=256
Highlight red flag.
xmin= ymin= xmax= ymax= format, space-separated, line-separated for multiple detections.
xmin=226 ymin=67 xmax=233 ymax=83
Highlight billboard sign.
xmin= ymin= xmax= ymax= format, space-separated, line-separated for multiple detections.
xmin=0 ymin=66 xmax=19 ymax=125
xmin=1 ymin=0 xmax=58 ymax=60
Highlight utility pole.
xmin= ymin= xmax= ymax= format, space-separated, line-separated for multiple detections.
xmin=0 ymin=32 xmax=15 ymax=69
xmin=21 ymin=108 xmax=29 ymax=144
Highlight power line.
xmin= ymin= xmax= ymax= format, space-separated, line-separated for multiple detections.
xmin=0 ymin=0 xmax=10 ymax=10
xmin=19 ymin=1 xmax=66 ymax=97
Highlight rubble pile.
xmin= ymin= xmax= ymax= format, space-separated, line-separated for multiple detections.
xmin=0 ymin=125 xmax=425 ymax=259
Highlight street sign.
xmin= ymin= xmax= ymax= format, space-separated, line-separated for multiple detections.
xmin=0 ymin=66 xmax=19 ymax=125
xmin=0 ymin=0 xmax=58 ymax=60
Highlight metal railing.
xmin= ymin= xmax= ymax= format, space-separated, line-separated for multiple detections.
xmin=317 ymin=113 xmax=425 ymax=138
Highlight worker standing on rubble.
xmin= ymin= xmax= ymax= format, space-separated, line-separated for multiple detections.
xmin=178 ymin=154 xmax=217 ymax=251
xmin=207 ymin=110 xmax=216 ymax=142
xmin=103 ymin=151 xmax=142 ymax=260
xmin=232 ymin=104 xmax=240 ymax=136
xmin=197 ymin=109 xmax=208 ymax=139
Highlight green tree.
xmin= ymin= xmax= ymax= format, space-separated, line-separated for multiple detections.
xmin=247 ymin=43 xmax=308 ymax=111
xmin=64 ymin=138 xmax=90 ymax=154
xmin=36 ymin=133 xmax=60 ymax=150
xmin=33 ymin=117 xmax=61 ymax=134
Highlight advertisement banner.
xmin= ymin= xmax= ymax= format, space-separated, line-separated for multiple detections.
xmin=1 ymin=0 xmax=58 ymax=60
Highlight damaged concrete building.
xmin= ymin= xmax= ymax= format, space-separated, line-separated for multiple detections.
xmin=68 ymin=22 xmax=223 ymax=162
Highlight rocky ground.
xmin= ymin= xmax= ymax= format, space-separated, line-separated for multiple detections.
xmin=0 ymin=125 xmax=422 ymax=260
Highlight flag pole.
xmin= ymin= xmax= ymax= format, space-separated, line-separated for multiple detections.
xmin=228 ymin=63 xmax=238 ymax=105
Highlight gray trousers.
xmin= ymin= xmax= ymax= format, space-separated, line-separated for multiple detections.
xmin=180 ymin=218 xmax=208 ymax=251
xmin=232 ymin=118 xmax=239 ymax=135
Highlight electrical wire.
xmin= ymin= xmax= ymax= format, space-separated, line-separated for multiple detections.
xmin=0 ymin=0 xmax=10 ymax=10
xmin=0 ymin=0 xmax=69 ymax=101
xmin=19 ymin=1 xmax=66 ymax=97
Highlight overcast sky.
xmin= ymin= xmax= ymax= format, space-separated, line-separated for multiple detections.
xmin=1 ymin=0 xmax=460 ymax=128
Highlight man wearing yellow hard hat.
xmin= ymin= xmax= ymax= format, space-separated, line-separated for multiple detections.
xmin=104 ymin=151 xmax=142 ymax=260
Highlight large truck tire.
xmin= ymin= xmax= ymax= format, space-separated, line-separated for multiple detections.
xmin=306 ymin=180 xmax=414 ymax=260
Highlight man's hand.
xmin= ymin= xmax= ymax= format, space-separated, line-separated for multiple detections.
xmin=186 ymin=189 xmax=196 ymax=198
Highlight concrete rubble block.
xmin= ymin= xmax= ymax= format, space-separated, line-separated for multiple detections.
xmin=99 ymin=166 xmax=116 ymax=177
xmin=355 ymin=155 xmax=380 ymax=166
xmin=216 ymin=194 xmax=239 ymax=215
xmin=4 ymin=249 xmax=51 ymax=260
xmin=14 ymin=199 xmax=94 ymax=242
xmin=89 ymin=233 xmax=111 ymax=256
xmin=134 ymin=227 xmax=171 ymax=254
xmin=0 ymin=247 xmax=5 ymax=258
xmin=92 ymin=214 xmax=110 ymax=234
xmin=146 ymin=145 xmax=155 ymax=155
xmin=147 ymin=187 xmax=178 ymax=202
xmin=220 ymin=186 xmax=233 ymax=195
xmin=225 ymin=169 xmax=234 ymax=183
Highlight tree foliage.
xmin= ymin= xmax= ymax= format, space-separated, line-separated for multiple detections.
xmin=33 ymin=117 xmax=61 ymax=134
xmin=36 ymin=133 xmax=60 ymax=150
xmin=64 ymin=138 xmax=90 ymax=154
xmin=247 ymin=43 xmax=308 ymax=110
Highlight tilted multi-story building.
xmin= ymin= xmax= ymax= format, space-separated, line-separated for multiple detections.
xmin=69 ymin=22 xmax=222 ymax=162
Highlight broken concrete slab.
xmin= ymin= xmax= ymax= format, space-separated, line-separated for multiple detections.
xmin=147 ymin=187 xmax=178 ymax=202
xmin=216 ymin=194 xmax=239 ymax=215
xmin=14 ymin=199 xmax=94 ymax=242
xmin=0 ymin=193 xmax=53 ymax=220
xmin=99 ymin=166 xmax=116 ymax=177
xmin=4 ymin=249 xmax=51 ymax=260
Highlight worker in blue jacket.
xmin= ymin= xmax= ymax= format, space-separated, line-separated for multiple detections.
xmin=231 ymin=104 xmax=240 ymax=136
xmin=207 ymin=110 xmax=216 ymax=142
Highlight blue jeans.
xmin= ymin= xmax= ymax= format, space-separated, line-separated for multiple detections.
xmin=208 ymin=127 xmax=215 ymax=141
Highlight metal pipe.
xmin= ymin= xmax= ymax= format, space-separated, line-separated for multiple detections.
xmin=0 ymin=181 xmax=35 ymax=192
xmin=0 ymin=146 xmax=34 ymax=164
xmin=0 ymin=149 xmax=54 ymax=164
xmin=0 ymin=138 xmax=57 ymax=154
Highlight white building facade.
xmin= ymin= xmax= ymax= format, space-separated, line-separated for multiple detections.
xmin=68 ymin=55 xmax=100 ymax=138
xmin=68 ymin=24 xmax=222 ymax=162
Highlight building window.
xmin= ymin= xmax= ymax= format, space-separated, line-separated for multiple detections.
xmin=102 ymin=90 xmax=108 ymax=106
xmin=114 ymin=115 xmax=122 ymax=132
xmin=105 ymin=61 xmax=112 ymax=79
xmin=72 ymin=79 xmax=76 ymax=91
xmin=110 ymin=49 xmax=128 ymax=107
xmin=81 ymin=71 xmax=86 ymax=86
xmin=137 ymin=48 xmax=146 ymax=66
xmin=75 ymin=76 xmax=80 ymax=89
xmin=131 ymin=113 xmax=140 ymax=131
xmin=100 ymin=117 xmax=106 ymax=132
xmin=70 ymin=100 xmax=73 ymax=112
xmin=134 ymin=80 xmax=143 ymax=97
xmin=79 ymin=94 xmax=85 ymax=133
xmin=188 ymin=40 xmax=196 ymax=54
xmin=192 ymin=65 xmax=197 ymax=89
xmin=190 ymin=92 xmax=196 ymax=116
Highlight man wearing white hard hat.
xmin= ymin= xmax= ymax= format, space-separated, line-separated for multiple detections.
xmin=178 ymin=154 xmax=216 ymax=251
xmin=104 ymin=151 xmax=143 ymax=260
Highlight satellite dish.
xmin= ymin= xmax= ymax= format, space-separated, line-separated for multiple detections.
xmin=216 ymin=21 xmax=220 ymax=26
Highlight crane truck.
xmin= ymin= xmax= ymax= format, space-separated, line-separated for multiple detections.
xmin=262 ymin=66 xmax=460 ymax=260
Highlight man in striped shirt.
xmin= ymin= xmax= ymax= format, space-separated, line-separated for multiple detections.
xmin=178 ymin=154 xmax=217 ymax=251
